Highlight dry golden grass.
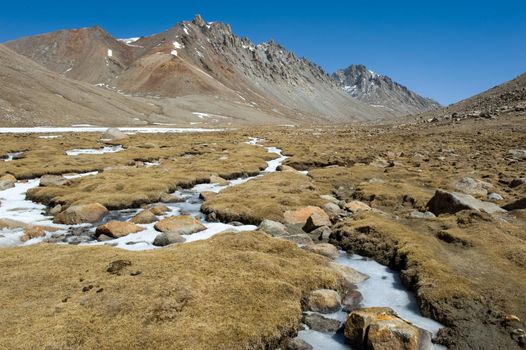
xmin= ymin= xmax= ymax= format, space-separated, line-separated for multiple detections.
xmin=202 ymin=172 xmax=325 ymax=224
xmin=0 ymin=231 xmax=341 ymax=350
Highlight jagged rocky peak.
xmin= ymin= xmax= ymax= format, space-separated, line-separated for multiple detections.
xmin=333 ymin=64 xmax=441 ymax=116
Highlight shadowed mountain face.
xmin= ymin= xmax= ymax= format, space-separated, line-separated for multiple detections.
xmin=5 ymin=15 xmax=408 ymax=124
xmin=332 ymin=64 xmax=441 ymax=116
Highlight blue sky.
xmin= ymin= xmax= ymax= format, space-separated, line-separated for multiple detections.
xmin=1 ymin=0 xmax=525 ymax=105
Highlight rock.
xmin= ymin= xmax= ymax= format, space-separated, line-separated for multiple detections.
xmin=283 ymin=338 xmax=313 ymax=350
xmin=154 ymin=215 xmax=206 ymax=235
xmin=508 ymin=149 xmax=526 ymax=160
xmin=408 ymin=210 xmax=436 ymax=219
xmin=200 ymin=191 xmax=217 ymax=201
xmin=320 ymin=194 xmax=340 ymax=205
xmin=49 ymin=204 xmax=62 ymax=215
xmin=106 ymin=259 xmax=131 ymax=275
xmin=309 ymin=226 xmax=332 ymax=242
xmin=278 ymin=234 xmax=313 ymax=245
xmin=20 ymin=226 xmax=46 ymax=242
xmin=39 ymin=175 xmax=70 ymax=187
xmin=97 ymin=234 xmax=113 ymax=242
xmin=510 ymin=178 xmax=526 ymax=188
xmin=209 ymin=175 xmax=229 ymax=185
xmin=95 ymin=221 xmax=144 ymax=239
xmin=306 ymin=289 xmax=341 ymax=313
xmin=0 ymin=218 xmax=28 ymax=230
xmin=160 ymin=193 xmax=183 ymax=203
xmin=258 ymin=219 xmax=289 ymax=237
xmin=502 ymin=198 xmax=526 ymax=211
xmin=130 ymin=209 xmax=158 ymax=224
xmin=302 ymin=313 xmax=341 ymax=332
xmin=342 ymin=290 xmax=363 ymax=312
xmin=427 ymin=190 xmax=506 ymax=215
xmin=303 ymin=243 xmax=339 ymax=260
xmin=322 ymin=202 xmax=341 ymax=217
xmin=54 ymin=203 xmax=109 ymax=224
xmin=454 ymin=177 xmax=493 ymax=196
xmin=0 ymin=174 xmax=16 ymax=191
xmin=149 ymin=204 xmax=170 ymax=215
xmin=152 ymin=232 xmax=186 ymax=246
xmin=488 ymin=193 xmax=504 ymax=201
xmin=345 ymin=201 xmax=372 ymax=213
xmin=101 ymin=128 xmax=128 ymax=140
xmin=344 ymin=307 xmax=432 ymax=350
xmin=329 ymin=263 xmax=369 ymax=286
xmin=284 ymin=206 xmax=330 ymax=227
xmin=302 ymin=211 xmax=332 ymax=232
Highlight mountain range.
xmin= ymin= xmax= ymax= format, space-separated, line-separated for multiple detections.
xmin=2 ymin=14 xmax=522 ymax=127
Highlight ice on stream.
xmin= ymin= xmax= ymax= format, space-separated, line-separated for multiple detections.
xmin=66 ymin=145 xmax=124 ymax=156
xmin=2 ymin=151 xmax=24 ymax=161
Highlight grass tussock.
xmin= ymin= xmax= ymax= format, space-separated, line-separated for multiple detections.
xmin=0 ymin=231 xmax=341 ymax=350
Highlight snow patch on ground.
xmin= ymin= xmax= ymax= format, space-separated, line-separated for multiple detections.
xmin=66 ymin=145 xmax=123 ymax=156
xmin=107 ymin=49 xmax=113 ymax=57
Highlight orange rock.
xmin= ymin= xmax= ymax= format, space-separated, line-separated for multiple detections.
xmin=200 ymin=191 xmax=217 ymax=201
xmin=345 ymin=201 xmax=372 ymax=213
xmin=95 ymin=221 xmax=144 ymax=239
xmin=54 ymin=203 xmax=109 ymax=224
xmin=284 ymin=206 xmax=330 ymax=226
xmin=154 ymin=215 xmax=206 ymax=235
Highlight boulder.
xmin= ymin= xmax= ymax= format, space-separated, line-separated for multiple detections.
xmin=49 ymin=204 xmax=62 ymax=215
xmin=259 ymin=219 xmax=288 ymax=237
xmin=302 ymin=313 xmax=341 ymax=332
xmin=303 ymin=212 xmax=332 ymax=232
xmin=200 ymin=191 xmax=217 ymax=201
xmin=284 ymin=206 xmax=330 ymax=227
xmin=209 ymin=175 xmax=229 ymax=186
xmin=101 ymin=128 xmax=128 ymax=140
xmin=487 ymin=193 xmax=504 ymax=202
xmin=502 ymin=198 xmax=526 ymax=211
xmin=278 ymin=234 xmax=313 ymax=245
xmin=320 ymin=194 xmax=340 ymax=205
xmin=508 ymin=149 xmax=526 ymax=160
xmin=345 ymin=201 xmax=372 ymax=213
xmin=454 ymin=177 xmax=493 ymax=196
xmin=54 ymin=203 xmax=109 ymax=224
xmin=342 ymin=290 xmax=364 ymax=312
xmin=344 ymin=307 xmax=432 ymax=350
xmin=303 ymin=243 xmax=339 ymax=260
xmin=309 ymin=226 xmax=332 ymax=242
xmin=95 ymin=221 xmax=144 ymax=239
xmin=160 ymin=193 xmax=183 ymax=203
xmin=39 ymin=175 xmax=70 ymax=187
xmin=306 ymin=289 xmax=341 ymax=313
xmin=427 ymin=190 xmax=507 ymax=215
xmin=408 ymin=210 xmax=436 ymax=219
xmin=0 ymin=174 xmax=16 ymax=191
xmin=322 ymin=202 xmax=341 ymax=217
xmin=153 ymin=232 xmax=186 ymax=246
xmin=149 ymin=204 xmax=171 ymax=215
xmin=154 ymin=215 xmax=206 ymax=235
xmin=283 ymin=338 xmax=313 ymax=350
xmin=329 ymin=263 xmax=369 ymax=286
xmin=130 ymin=209 xmax=158 ymax=224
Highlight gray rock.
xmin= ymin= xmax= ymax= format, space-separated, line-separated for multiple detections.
xmin=258 ymin=219 xmax=288 ymax=237
xmin=40 ymin=175 xmax=70 ymax=187
xmin=342 ymin=290 xmax=363 ymax=312
xmin=320 ymin=194 xmax=340 ymax=205
xmin=49 ymin=204 xmax=62 ymax=215
xmin=101 ymin=127 xmax=128 ymax=141
xmin=408 ymin=210 xmax=436 ymax=219
xmin=427 ymin=190 xmax=507 ymax=215
xmin=0 ymin=174 xmax=16 ymax=191
xmin=322 ymin=202 xmax=341 ymax=217
xmin=153 ymin=232 xmax=186 ymax=246
xmin=306 ymin=289 xmax=341 ymax=313
xmin=278 ymin=234 xmax=313 ymax=245
xmin=309 ymin=225 xmax=332 ymax=242
xmin=508 ymin=149 xmax=526 ymax=160
xmin=302 ymin=313 xmax=341 ymax=332
xmin=454 ymin=177 xmax=492 ymax=196
xmin=283 ymin=338 xmax=313 ymax=350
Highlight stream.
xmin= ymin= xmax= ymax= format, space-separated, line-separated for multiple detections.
xmin=0 ymin=136 xmax=444 ymax=349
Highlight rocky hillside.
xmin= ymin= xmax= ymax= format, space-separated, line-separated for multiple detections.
xmin=332 ymin=64 xmax=440 ymax=116
xmin=415 ymin=71 xmax=526 ymax=124
xmin=0 ymin=45 xmax=158 ymax=127
xmin=5 ymin=15 xmax=396 ymax=123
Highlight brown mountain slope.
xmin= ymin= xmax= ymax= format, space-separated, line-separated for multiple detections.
xmin=0 ymin=44 xmax=157 ymax=126
xmin=414 ymin=72 xmax=526 ymax=123
xmin=5 ymin=15 xmax=396 ymax=123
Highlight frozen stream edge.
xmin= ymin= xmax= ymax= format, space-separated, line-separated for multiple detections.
xmin=0 ymin=137 xmax=444 ymax=349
